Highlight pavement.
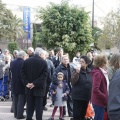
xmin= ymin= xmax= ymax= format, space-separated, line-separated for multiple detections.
xmin=0 ymin=98 xmax=71 ymax=120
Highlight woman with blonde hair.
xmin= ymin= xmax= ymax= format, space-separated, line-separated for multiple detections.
xmin=91 ymin=54 xmax=109 ymax=120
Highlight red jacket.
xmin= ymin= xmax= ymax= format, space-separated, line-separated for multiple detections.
xmin=91 ymin=68 xmax=108 ymax=108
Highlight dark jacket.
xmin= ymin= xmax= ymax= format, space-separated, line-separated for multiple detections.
xmin=52 ymin=63 xmax=74 ymax=92
xmin=21 ymin=55 xmax=48 ymax=96
xmin=29 ymin=53 xmax=34 ymax=58
xmin=48 ymin=56 xmax=56 ymax=68
xmin=54 ymin=56 xmax=61 ymax=68
xmin=108 ymin=69 xmax=120 ymax=120
xmin=10 ymin=58 xmax=25 ymax=94
xmin=72 ymin=68 xmax=92 ymax=101
xmin=91 ymin=68 xmax=108 ymax=108
xmin=88 ymin=59 xmax=94 ymax=70
xmin=50 ymin=80 xmax=70 ymax=101
xmin=46 ymin=59 xmax=55 ymax=86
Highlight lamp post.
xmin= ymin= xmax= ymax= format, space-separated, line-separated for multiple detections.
xmin=92 ymin=0 xmax=94 ymax=29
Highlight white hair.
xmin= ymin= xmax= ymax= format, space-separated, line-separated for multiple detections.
xmin=28 ymin=47 xmax=34 ymax=52
xmin=34 ymin=48 xmax=46 ymax=56
xmin=13 ymin=50 xmax=18 ymax=55
xmin=4 ymin=49 xmax=9 ymax=53
xmin=17 ymin=51 xmax=26 ymax=58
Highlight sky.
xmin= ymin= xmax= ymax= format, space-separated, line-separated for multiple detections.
xmin=1 ymin=0 xmax=119 ymax=19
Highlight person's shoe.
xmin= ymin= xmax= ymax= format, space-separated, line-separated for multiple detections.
xmin=10 ymin=108 xmax=14 ymax=113
xmin=50 ymin=104 xmax=54 ymax=107
xmin=48 ymin=117 xmax=54 ymax=120
xmin=43 ymin=106 xmax=48 ymax=111
xmin=59 ymin=117 xmax=64 ymax=120
xmin=69 ymin=114 xmax=73 ymax=117
xmin=17 ymin=115 xmax=26 ymax=119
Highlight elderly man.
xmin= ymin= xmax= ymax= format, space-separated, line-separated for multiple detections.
xmin=10 ymin=51 xmax=26 ymax=119
xmin=21 ymin=48 xmax=48 ymax=120
xmin=13 ymin=50 xmax=19 ymax=59
xmin=27 ymin=47 xmax=34 ymax=57
xmin=39 ymin=49 xmax=55 ymax=111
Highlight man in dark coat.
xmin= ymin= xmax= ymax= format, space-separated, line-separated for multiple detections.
xmin=10 ymin=51 xmax=26 ymax=119
xmin=53 ymin=55 xmax=74 ymax=117
xmin=39 ymin=50 xmax=55 ymax=110
xmin=27 ymin=47 xmax=34 ymax=57
xmin=48 ymin=49 xmax=56 ymax=67
xmin=21 ymin=48 xmax=48 ymax=120
xmin=54 ymin=47 xmax=63 ymax=68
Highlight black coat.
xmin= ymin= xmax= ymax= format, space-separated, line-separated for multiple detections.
xmin=72 ymin=68 xmax=92 ymax=101
xmin=10 ymin=58 xmax=25 ymax=94
xmin=52 ymin=63 xmax=74 ymax=92
xmin=46 ymin=59 xmax=55 ymax=87
xmin=21 ymin=55 xmax=48 ymax=96
xmin=48 ymin=56 xmax=56 ymax=67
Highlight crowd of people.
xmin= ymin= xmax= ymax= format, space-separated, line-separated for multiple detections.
xmin=0 ymin=46 xmax=120 ymax=120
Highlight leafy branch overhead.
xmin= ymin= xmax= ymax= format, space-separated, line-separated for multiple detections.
xmin=0 ymin=0 xmax=24 ymax=41
xmin=36 ymin=0 xmax=93 ymax=55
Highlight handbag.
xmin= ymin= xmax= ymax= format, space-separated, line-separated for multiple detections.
xmin=70 ymin=70 xmax=79 ymax=85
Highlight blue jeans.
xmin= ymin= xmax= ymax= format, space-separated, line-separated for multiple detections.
xmin=93 ymin=104 xmax=105 ymax=120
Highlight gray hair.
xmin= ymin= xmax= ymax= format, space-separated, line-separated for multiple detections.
xmin=4 ymin=49 xmax=9 ymax=53
xmin=17 ymin=51 xmax=26 ymax=58
xmin=28 ymin=47 xmax=34 ymax=52
xmin=34 ymin=48 xmax=46 ymax=56
xmin=13 ymin=50 xmax=18 ymax=55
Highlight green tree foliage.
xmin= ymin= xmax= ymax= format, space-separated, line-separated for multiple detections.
xmin=36 ymin=1 xmax=93 ymax=55
xmin=0 ymin=0 xmax=14 ymax=40
xmin=98 ymin=11 xmax=120 ymax=50
xmin=8 ymin=41 xmax=18 ymax=54
xmin=0 ymin=0 xmax=24 ymax=41
xmin=32 ymin=24 xmax=37 ymax=49
xmin=9 ymin=15 xmax=25 ymax=41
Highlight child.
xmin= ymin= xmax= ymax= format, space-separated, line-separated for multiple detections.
xmin=48 ymin=72 xmax=70 ymax=120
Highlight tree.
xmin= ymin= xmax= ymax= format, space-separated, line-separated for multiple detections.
xmin=97 ymin=11 xmax=120 ymax=50
xmin=36 ymin=1 xmax=93 ymax=56
xmin=0 ymin=0 xmax=24 ymax=41
xmin=9 ymin=15 xmax=25 ymax=41
xmin=0 ymin=0 xmax=14 ymax=40
xmin=8 ymin=41 xmax=18 ymax=54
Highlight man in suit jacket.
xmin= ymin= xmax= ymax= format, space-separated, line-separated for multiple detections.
xmin=54 ymin=47 xmax=63 ymax=68
xmin=10 ymin=51 xmax=26 ymax=119
xmin=21 ymin=48 xmax=48 ymax=120
xmin=39 ymin=50 xmax=55 ymax=111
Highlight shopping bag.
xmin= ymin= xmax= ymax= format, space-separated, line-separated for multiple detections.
xmin=85 ymin=102 xmax=95 ymax=119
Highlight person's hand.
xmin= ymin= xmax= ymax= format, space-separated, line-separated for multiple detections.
xmin=64 ymin=93 xmax=67 ymax=96
xmin=58 ymin=84 xmax=63 ymax=88
xmin=76 ymin=67 xmax=80 ymax=73
xmin=52 ymin=91 xmax=56 ymax=94
xmin=29 ymin=83 xmax=35 ymax=89
xmin=26 ymin=83 xmax=31 ymax=88
xmin=26 ymin=83 xmax=35 ymax=89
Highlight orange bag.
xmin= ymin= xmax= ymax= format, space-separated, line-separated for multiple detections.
xmin=85 ymin=102 xmax=95 ymax=119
